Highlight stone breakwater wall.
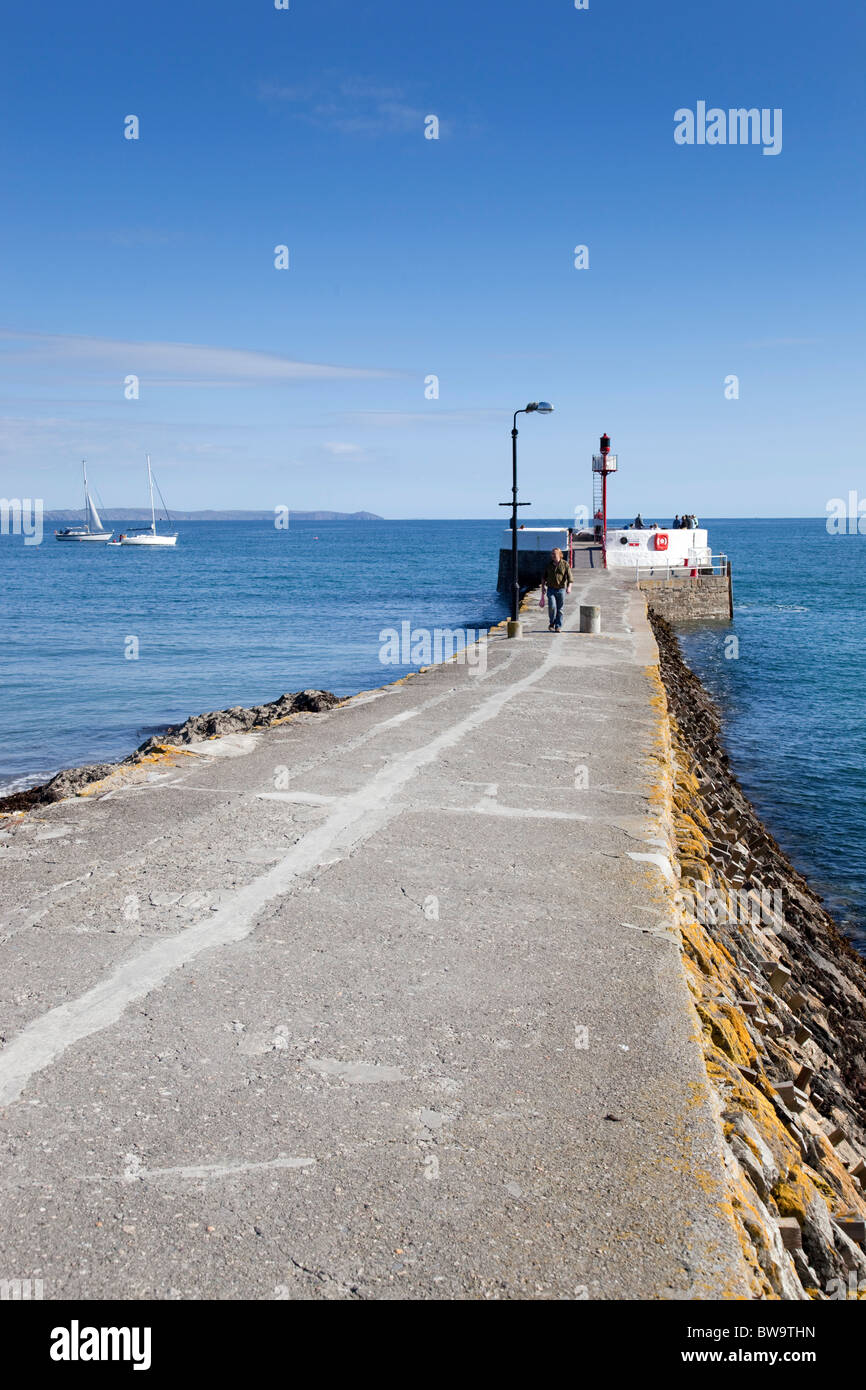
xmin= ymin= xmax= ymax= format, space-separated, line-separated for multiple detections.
xmin=639 ymin=572 xmax=733 ymax=622
xmin=650 ymin=611 xmax=866 ymax=1299
xmin=0 ymin=689 xmax=340 ymax=815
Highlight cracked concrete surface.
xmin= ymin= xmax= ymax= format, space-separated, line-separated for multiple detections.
xmin=0 ymin=571 xmax=751 ymax=1300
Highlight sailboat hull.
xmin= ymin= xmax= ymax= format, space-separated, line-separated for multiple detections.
xmin=118 ymin=533 xmax=178 ymax=547
xmin=55 ymin=530 xmax=114 ymax=542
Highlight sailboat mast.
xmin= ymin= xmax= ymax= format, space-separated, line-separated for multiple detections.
xmin=147 ymin=454 xmax=156 ymax=534
xmin=82 ymin=459 xmax=89 ymax=532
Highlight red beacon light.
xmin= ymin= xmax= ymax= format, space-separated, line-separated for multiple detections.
xmin=591 ymin=432 xmax=618 ymax=566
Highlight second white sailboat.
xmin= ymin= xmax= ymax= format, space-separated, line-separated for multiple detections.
xmin=118 ymin=455 xmax=178 ymax=547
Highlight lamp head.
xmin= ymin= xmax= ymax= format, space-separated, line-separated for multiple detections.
xmin=535 ymin=401 xmax=554 ymax=414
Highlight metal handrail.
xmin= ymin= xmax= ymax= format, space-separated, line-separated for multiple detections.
xmin=633 ymin=553 xmax=730 ymax=583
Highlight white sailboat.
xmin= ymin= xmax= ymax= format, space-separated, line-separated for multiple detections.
xmin=118 ymin=456 xmax=178 ymax=547
xmin=54 ymin=461 xmax=114 ymax=542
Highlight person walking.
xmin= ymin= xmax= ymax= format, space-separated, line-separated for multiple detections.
xmin=542 ymin=546 xmax=573 ymax=633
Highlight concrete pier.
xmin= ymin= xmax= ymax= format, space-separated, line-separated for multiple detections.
xmin=497 ymin=532 xmax=734 ymax=623
xmin=0 ymin=570 xmax=752 ymax=1299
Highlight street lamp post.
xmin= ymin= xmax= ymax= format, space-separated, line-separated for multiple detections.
xmin=499 ymin=401 xmax=554 ymax=638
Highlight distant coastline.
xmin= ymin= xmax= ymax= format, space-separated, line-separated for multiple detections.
xmin=43 ymin=509 xmax=384 ymax=522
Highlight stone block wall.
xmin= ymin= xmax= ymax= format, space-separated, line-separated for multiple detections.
xmin=639 ymin=572 xmax=733 ymax=622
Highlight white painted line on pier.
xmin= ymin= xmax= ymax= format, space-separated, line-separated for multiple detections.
xmin=306 ymin=1057 xmax=405 ymax=1083
xmin=257 ymin=791 xmax=337 ymax=804
xmin=628 ymin=851 xmax=676 ymax=883
xmin=122 ymin=1153 xmax=315 ymax=1183
xmin=621 ymin=920 xmax=679 ymax=944
xmin=376 ymin=710 xmax=421 ymax=728
xmin=0 ymin=633 xmax=569 ymax=1107
xmin=470 ymin=802 xmax=589 ymax=821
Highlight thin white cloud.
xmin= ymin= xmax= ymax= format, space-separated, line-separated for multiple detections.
xmin=323 ymin=441 xmax=365 ymax=456
xmin=0 ymin=330 xmax=395 ymax=385
xmin=257 ymin=81 xmax=317 ymax=103
xmin=0 ymin=414 xmax=264 ymax=470
xmin=346 ymin=408 xmax=502 ymax=427
xmin=257 ymin=75 xmax=432 ymax=136
xmin=338 ymin=78 xmax=409 ymax=102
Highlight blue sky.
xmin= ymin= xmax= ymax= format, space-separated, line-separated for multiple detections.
xmin=1 ymin=0 xmax=863 ymax=517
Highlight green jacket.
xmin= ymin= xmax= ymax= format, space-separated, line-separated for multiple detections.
xmin=543 ymin=559 xmax=573 ymax=588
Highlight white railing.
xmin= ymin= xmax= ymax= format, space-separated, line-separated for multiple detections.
xmin=633 ymin=553 xmax=730 ymax=583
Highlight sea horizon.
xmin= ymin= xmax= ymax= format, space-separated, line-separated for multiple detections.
xmin=39 ymin=510 xmax=844 ymax=521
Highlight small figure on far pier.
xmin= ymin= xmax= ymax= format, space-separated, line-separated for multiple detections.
xmin=633 ymin=512 xmax=644 ymax=530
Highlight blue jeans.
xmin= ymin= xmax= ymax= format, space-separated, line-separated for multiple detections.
xmin=547 ymin=587 xmax=566 ymax=629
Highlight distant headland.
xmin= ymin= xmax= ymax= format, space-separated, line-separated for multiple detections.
xmin=43 ymin=509 xmax=384 ymax=522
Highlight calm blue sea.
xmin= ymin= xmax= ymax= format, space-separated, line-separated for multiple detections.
xmin=1 ymin=516 xmax=863 ymax=946
xmin=675 ymin=518 xmax=866 ymax=950
xmin=0 ymin=518 xmax=508 ymax=791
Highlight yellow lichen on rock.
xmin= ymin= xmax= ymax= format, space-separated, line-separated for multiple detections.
xmin=647 ymin=630 xmax=866 ymax=1300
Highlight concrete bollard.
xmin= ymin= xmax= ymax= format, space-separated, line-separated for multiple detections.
xmin=506 ymin=620 xmax=522 ymax=639
xmin=579 ymin=604 xmax=601 ymax=634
